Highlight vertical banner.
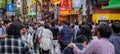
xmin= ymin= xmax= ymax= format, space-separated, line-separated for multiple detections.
xmin=82 ymin=0 xmax=87 ymax=16
xmin=59 ymin=0 xmax=71 ymax=22
xmin=72 ymin=0 xmax=82 ymax=11
xmin=23 ymin=0 xmax=27 ymax=14
xmin=59 ymin=0 xmax=71 ymax=15
xmin=59 ymin=0 xmax=69 ymax=8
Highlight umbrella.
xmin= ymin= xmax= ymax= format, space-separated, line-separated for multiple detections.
xmin=27 ymin=12 xmax=38 ymax=16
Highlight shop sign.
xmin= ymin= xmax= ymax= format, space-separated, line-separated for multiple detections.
xmin=59 ymin=15 xmax=69 ymax=22
xmin=98 ymin=16 xmax=108 ymax=20
xmin=59 ymin=7 xmax=70 ymax=15
xmin=23 ymin=0 xmax=27 ymax=14
xmin=6 ymin=12 xmax=15 ymax=16
xmin=59 ymin=0 xmax=71 ymax=15
xmin=32 ymin=0 xmax=36 ymax=4
xmin=51 ymin=0 xmax=60 ymax=4
xmin=59 ymin=0 xmax=69 ymax=8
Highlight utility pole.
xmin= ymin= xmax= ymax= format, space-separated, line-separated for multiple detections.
xmin=36 ymin=0 xmax=37 ymax=22
xmin=5 ymin=0 xmax=7 ymax=7
xmin=12 ymin=0 xmax=14 ymax=3
xmin=5 ymin=0 xmax=7 ymax=20
xmin=11 ymin=0 xmax=14 ymax=22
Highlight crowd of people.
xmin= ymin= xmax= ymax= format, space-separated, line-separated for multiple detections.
xmin=0 ymin=19 xmax=120 ymax=54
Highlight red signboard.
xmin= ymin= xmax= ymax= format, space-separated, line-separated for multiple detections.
xmin=59 ymin=7 xmax=70 ymax=15
xmin=59 ymin=0 xmax=69 ymax=8
xmin=58 ymin=0 xmax=71 ymax=22
xmin=59 ymin=0 xmax=71 ymax=15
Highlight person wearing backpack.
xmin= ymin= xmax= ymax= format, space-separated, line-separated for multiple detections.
xmin=38 ymin=23 xmax=53 ymax=54
xmin=50 ymin=20 xmax=60 ymax=54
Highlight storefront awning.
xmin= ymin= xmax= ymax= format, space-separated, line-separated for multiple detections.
xmin=27 ymin=12 xmax=38 ymax=16
xmin=102 ymin=4 xmax=120 ymax=10
xmin=102 ymin=0 xmax=120 ymax=10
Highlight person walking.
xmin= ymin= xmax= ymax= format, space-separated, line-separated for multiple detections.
xmin=68 ymin=23 xmax=115 ymax=54
xmin=60 ymin=21 xmax=73 ymax=51
xmin=21 ymin=26 xmax=33 ymax=48
xmin=0 ymin=22 xmax=32 ymax=54
xmin=50 ymin=20 xmax=60 ymax=54
xmin=35 ymin=21 xmax=44 ymax=53
xmin=109 ymin=22 xmax=120 ymax=54
xmin=38 ymin=23 xmax=53 ymax=54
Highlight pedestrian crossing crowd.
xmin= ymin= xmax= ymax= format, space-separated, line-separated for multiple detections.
xmin=0 ymin=19 xmax=120 ymax=54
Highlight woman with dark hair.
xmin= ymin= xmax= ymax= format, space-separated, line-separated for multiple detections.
xmin=50 ymin=20 xmax=60 ymax=54
xmin=67 ymin=23 xmax=115 ymax=54
xmin=80 ymin=25 xmax=92 ymax=43
xmin=39 ymin=23 xmax=53 ymax=54
xmin=0 ymin=22 xmax=32 ymax=54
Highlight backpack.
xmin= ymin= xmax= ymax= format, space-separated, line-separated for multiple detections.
xmin=50 ymin=27 xmax=59 ymax=39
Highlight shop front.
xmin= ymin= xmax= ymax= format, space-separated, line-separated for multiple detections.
xmin=92 ymin=14 xmax=120 ymax=23
xmin=70 ymin=9 xmax=80 ymax=23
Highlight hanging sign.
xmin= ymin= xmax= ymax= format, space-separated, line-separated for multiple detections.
xmin=72 ymin=0 xmax=82 ymax=11
xmin=59 ymin=0 xmax=71 ymax=15
xmin=51 ymin=0 xmax=60 ymax=4
xmin=6 ymin=3 xmax=15 ymax=12
xmin=59 ymin=7 xmax=70 ymax=15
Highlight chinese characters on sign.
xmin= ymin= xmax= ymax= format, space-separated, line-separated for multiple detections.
xmin=51 ymin=0 xmax=60 ymax=4
xmin=23 ymin=0 xmax=27 ymax=14
xmin=59 ymin=0 xmax=71 ymax=15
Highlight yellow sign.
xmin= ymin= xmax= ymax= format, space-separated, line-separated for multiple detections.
xmin=92 ymin=14 xmax=120 ymax=23
xmin=32 ymin=0 xmax=36 ymax=4
xmin=51 ymin=0 xmax=60 ymax=4
xmin=59 ymin=15 xmax=69 ymax=22
xmin=60 ymin=10 xmax=70 ymax=15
